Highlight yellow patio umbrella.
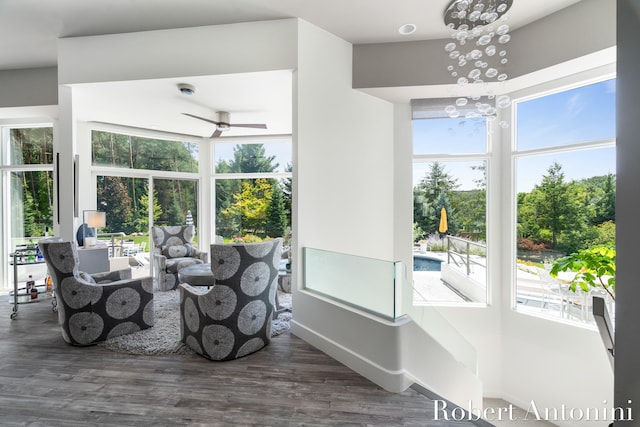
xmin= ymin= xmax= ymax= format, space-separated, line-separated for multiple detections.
xmin=438 ymin=207 xmax=448 ymax=234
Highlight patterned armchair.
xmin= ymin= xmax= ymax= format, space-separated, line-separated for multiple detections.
xmin=38 ymin=241 xmax=154 ymax=346
xmin=151 ymin=225 xmax=208 ymax=291
xmin=179 ymin=238 xmax=282 ymax=361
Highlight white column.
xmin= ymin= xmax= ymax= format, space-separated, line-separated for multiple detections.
xmin=55 ymin=85 xmax=77 ymax=241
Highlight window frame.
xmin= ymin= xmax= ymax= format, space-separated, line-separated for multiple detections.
xmin=0 ymin=123 xmax=55 ymax=291
xmin=509 ymin=74 xmax=617 ymax=326
xmin=411 ymin=111 xmax=493 ymax=308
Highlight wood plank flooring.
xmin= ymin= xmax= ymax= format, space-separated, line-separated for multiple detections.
xmin=0 ymin=295 xmax=488 ymax=426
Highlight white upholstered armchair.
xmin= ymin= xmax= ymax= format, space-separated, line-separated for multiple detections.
xmin=151 ymin=225 xmax=208 ymax=291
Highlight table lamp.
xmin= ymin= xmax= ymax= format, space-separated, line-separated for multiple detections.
xmin=83 ymin=210 xmax=106 ymax=247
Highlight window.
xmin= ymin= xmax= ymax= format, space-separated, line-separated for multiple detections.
xmin=91 ymin=129 xmax=201 ymax=253
xmin=213 ymin=139 xmax=292 ymax=245
xmin=1 ymin=126 xmax=54 ymax=290
xmin=92 ymin=130 xmax=198 ymax=173
xmin=412 ymin=110 xmax=489 ymax=305
xmin=513 ymin=78 xmax=616 ymax=324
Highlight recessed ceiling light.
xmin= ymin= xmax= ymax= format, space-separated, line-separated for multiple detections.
xmin=177 ymin=83 xmax=195 ymax=95
xmin=398 ymin=23 xmax=417 ymax=35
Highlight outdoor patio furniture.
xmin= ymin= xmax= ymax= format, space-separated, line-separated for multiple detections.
xmin=151 ymin=225 xmax=208 ymax=291
xmin=38 ymin=240 xmax=154 ymax=346
xmin=179 ymin=238 xmax=282 ymax=361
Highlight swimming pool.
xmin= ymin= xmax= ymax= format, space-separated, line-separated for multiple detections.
xmin=413 ymin=255 xmax=443 ymax=272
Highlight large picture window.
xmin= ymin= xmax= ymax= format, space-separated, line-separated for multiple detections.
xmin=513 ymin=78 xmax=616 ymax=324
xmin=1 ymin=126 xmax=54 ymax=290
xmin=213 ymin=139 xmax=292 ymax=244
xmin=91 ymin=129 xmax=201 ymax=256
xmin=412 ymin=112 xmax=489 ymax=305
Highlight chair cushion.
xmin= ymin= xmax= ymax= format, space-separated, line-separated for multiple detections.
xmin=162 ymin=243 xmax=197 ymax=259
xmin=166 ymin=257 xmax=203 ymax=274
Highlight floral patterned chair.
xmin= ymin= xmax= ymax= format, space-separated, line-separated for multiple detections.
xmin=179 ymin=238 xmax=282 ymax=361
xmin=38 ymin=241 xmax=154 ymax=346
xmin=151 ymin=225 xmax=208 ymax=291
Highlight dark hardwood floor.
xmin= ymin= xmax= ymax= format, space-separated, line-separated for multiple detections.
xmin=1 ymin=295 xmax=486 ymax=426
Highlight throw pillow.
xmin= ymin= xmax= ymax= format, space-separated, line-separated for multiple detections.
xmin=163 ymin=243 xmax=197 ymax=259
xmin=78 ymin=271 xmax=97 ymax=284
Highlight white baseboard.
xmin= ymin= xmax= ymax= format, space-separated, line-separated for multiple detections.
xmin=290 ymin=319 xmax=413 ymax=393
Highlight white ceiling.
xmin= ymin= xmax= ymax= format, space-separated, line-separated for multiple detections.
xmin=0 ymin=0 xmax=584 ymax=138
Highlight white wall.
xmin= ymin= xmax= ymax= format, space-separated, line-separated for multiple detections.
xmin=295 ymin=20 xmax=394 ymax=260
xmin=292 ymin=17 xmax=400 ymax=383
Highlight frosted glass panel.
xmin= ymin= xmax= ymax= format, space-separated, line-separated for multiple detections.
xmin=303 ymin=247 xmax=476 ymax=374
xmin=303 ymin=248 xmax=398 ymax=319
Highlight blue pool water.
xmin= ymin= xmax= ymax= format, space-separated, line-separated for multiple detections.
xmin=413 ymin=255 xmax=443 ymax=272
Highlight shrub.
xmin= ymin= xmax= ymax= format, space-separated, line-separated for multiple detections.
xmin=517 ymin=237 xmax=547 ymax=252
xmin=232 ymin=234 xmax=263 ymax=243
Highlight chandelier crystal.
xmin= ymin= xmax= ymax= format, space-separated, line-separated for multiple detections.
xmin=442 ymin=0 xmax=513 ymax=128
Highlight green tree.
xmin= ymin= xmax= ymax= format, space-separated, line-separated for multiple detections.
xmin=282 ymin=163 xmax=292 ymax=221
xmin=229 ymin=144 xmax=278 ymax=173
xmin=532 ymin=162 xmax=581 ymax=249
xmin=265 ymin=182 xmax=287 ymax=238
xmin=165 ymin=198 xmax=185 ymax=225
xmin=215 ymin=144 xmax=282 ymax=239
xmin=413 ymin=162 xmax=459 ymax=239
xmin=97 ymin=176 xmax=133 ymax=233
xmin=593 ymin=173 xmax=616 ymax=224
xmin=133 ymin=186 xmax=162 ymax=232
xmin=221 ymin=179 xmax=273 ymax=237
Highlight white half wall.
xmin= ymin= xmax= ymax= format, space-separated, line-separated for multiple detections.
xmin=292 ymin=17 xmax=401 ymax=389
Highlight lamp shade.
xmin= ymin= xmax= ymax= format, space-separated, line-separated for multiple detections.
xmin=85 ymin=210 xmax=106 ymax=228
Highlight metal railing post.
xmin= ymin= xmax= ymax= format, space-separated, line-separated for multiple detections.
xmin=466 ymin=240 xmax=471 ymax=276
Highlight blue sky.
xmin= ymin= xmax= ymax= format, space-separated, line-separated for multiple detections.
xmin=413 ymin=78 xmax=616 ymax=192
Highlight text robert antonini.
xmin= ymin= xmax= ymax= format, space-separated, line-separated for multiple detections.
xmin=433 ymin=399 xmax=632 ymax=423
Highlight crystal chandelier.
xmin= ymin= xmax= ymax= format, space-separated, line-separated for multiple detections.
xmin=442 ymin=0 xmax=513 ymax=128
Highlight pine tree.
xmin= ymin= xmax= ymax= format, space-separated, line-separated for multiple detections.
xmin=166 ymin=198 xmax=185 ymax=225
xmin=265 ymin=183 xmax=287 ymax=238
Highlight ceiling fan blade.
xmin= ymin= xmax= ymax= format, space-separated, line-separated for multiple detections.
xmin=211 ymin=129 xmax=223 ymax=138
xmin=182 ymin=113 xmax=221 ymax=126
xmin=229 ymin=123 xmax=268 ymax=129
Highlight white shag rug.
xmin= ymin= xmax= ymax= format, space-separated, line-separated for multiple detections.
xmin=99 ymin=289 xmax=292 ymax=356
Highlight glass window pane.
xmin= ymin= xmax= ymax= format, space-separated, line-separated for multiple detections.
xmin=215 ymin=142 xmax=291 ymax=173
xmin=413 ymin=160 xmax=487 ymax=304
xmin=96 ymin=176 xmax=152 ymax=257
xmin=97 ymin=176 xmax=151 ymax=234
xmin=516 ymin=79 xmax=616 ymax=151
xmin=10 ymin=127 xmax=53 ymax=165
xmin=413 ymin=117 xmax=487 ymax=155
xmin=10 ymin=171 xmax=54 ymax=240
xmin=515 ymin=148 xmax=615 ymax=322
xmin=152 ymin=178 xmax=199 ymax=231
xmin=215 ymin=178 xmax=291 ymax=242
xmin=8 ymin=171 xmax=53 ymax=287
xmin=92 ymin=130 xmax=199 ymax=172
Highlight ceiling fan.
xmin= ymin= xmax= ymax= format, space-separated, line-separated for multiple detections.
xmin=182 ymin=111 xmax=267 ymax=137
